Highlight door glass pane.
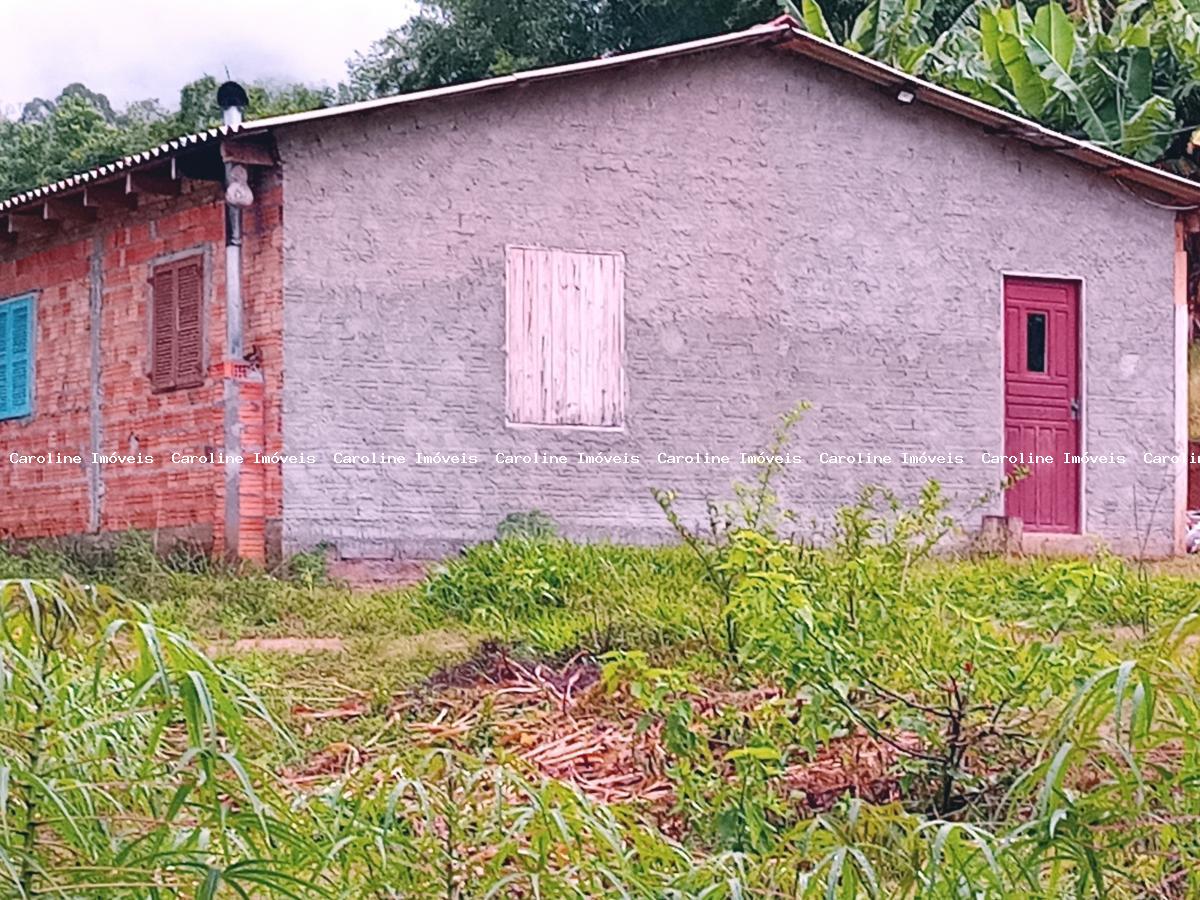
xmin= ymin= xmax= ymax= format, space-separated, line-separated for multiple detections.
xmin=1027 ymin=313 xmax=1046 ymax=373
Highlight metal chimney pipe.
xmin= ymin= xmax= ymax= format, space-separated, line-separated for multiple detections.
xmin=217 ymin=81 xmax=249 ymax=129
xmin=216 ymin=80 xmax=250 ymax=560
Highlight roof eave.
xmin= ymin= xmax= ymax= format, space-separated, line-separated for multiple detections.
xmin=774 ymin=28 xmax=1200 ymax=206
xmin=235 ymin=21 xmax=795 ymax=135
xmin=4 ymin=18 xmax=1200 ymax=217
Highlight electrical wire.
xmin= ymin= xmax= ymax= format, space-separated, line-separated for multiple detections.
xmin=1115 ymin=177 xmax=1200 ymax=211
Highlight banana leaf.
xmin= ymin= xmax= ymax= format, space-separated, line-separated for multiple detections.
xmin=1153 ymin=0 xmax=1200 ymax=80
xmin=794 ymin=0 xmax=834 ymax=42
xmin=947 ymin=74 xmax=1021 ymax=109
xmin=1120 ymin=93 xmax=1176 ymax=157
xmin=847 ymin=0 xmax=881 ymax=52
xmin=1029 ymin=34 xmax=1115 ymax=142
xmin=897 ymin=42 xmax=933 ymax=72
xmin=784 ymin=0 xmax=832 ymax=41
xmin=997 ymin=31 xmax=1049 ymax=115
xmin=848 ymin=0 xmax=906 ymax=56
xmin=1125 ymin=45 xmax=1154 ymax=104
xmin=979 ymin=8 xmax=1011 ymax=82
xmin=1108 ymin=0 xmax=1153 ymax=50
xmin=871 ymin=0 xmax=928 ymax=68
xmin=793 ymin=0 xmax=1188 ymax=166
xmin=1032 ymin=2 xmax=1076 ymax=71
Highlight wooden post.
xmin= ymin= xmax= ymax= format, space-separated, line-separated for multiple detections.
xmin=977 ymin=515 xmax=1023 ymax=556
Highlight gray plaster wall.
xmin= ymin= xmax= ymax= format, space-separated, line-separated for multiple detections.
xmin=277 ymin=45 xmax=1180 ymax=558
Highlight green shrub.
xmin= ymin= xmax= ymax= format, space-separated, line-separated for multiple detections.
xmin=495 ymin=509 xmax=558 ymax=541
xmin=420 ymin=539 xmax=716 ymax=655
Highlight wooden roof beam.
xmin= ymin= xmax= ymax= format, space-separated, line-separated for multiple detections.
xmin=43 ymin=196 xmax=97 ymax=223
xmin=4 ymin=212 xmax=58 ymax=238
xmin=173 ymin=149 xmax=225 ymax=182
xmin=126 ymin=167 xmax=180 ymax=198
xmin=84 ymin=180 xmax=137 ymax=210
xmin=220 ymin=137 xmax=276 ymax=167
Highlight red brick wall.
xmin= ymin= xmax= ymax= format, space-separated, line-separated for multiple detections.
xmin=0 ymin=174 xmax=284 ymax=559
xmin=1189 ymin=440 xmax=1200 ymax=511
xmin=99 ymin=195 xmax=227 ymax=548
xmin=0 ymin=241 xmax=92 ymax=539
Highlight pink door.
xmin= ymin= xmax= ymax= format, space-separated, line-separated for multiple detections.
xmin=1003 ymin=277 xmax=1081 ymax=533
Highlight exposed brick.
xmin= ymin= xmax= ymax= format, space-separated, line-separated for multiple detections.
xmin=0 ymin=177 xmax=284 ymax=559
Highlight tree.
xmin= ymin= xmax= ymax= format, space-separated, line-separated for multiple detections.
xmin=9 ymin=0 xmax=1200 ymax=201
xmin=0 ymin=78 xmax=331 ymax=200
xmin=10 ymin=2 xmax=802 ymax=196
xmin=341 ymin=0 xmax=806 ymax=100
xmin=0 ymin=93 xmax=150 ymax=200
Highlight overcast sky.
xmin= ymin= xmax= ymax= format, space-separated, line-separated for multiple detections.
xmin=1 ymin=0 xmax=419 ymax=115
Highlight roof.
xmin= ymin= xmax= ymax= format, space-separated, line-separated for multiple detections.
xmin=5 ymin=16 xmax=1200 ymax=215
xmin=1 ymin=127 xmax=229 ymax=214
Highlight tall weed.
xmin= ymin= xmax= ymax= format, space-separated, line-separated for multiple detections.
xmin=0 ymin=578 xmax=325 ymax=897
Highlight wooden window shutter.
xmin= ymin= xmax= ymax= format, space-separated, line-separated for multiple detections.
xmin=150 ymin=255 xmax=204 ymax=392
xmin=0 ymin=295 xmax=34 ymax=420
xmin=174 ymin=258 xmax=204 ymax=387
xmin=505 ymin=246 xmax=624 ymax=427
xmin=151 ymin=266 xmax=178 ymax=391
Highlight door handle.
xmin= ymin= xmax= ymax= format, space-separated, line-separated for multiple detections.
xmin=1069 ymin=398 xmax=1080 ymax=420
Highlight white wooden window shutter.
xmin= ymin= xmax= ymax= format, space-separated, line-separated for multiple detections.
xmin=505 ymin=246 xmax=624 ymax=427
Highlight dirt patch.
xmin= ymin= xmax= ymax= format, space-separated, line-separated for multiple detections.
xmin=782 ymin=732 xmax=923 ymax=809
xmin=379 ymin=629 xmax=474 ymax=660
xmin=226 ymin=636 xmax=348 ymax=654
xmin=210 ymin=629 xmax=472 ymax=660
xmin=422 ymin=641 xmax=598 ymax=694
xmin=283 ymin=741 xmax=364 ymax=785
xmin=394 ymin=649 xmax=662 ymax=803
xmin=327 ymin=558 xmax=431 ymax=589
xmin=283 ymin=647 xmax=921 ymax=813
xmin=391 ymin=649 xmax=917 ymax=812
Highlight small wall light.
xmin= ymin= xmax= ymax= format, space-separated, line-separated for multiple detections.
xmin=897 ymin=89 xmax=915 ymax=104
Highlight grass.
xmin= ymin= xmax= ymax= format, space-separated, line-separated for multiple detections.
xmin=6 ymin=396 xmax=1200 ymax=895
xmin=4 ymin=527 xmax=1200 ymax=896
xmin=2 ymin=533 xmax=1197 ymax=756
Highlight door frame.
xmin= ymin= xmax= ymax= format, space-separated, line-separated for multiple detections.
xmin=999 ymin=271 xmax=1087 ymax=534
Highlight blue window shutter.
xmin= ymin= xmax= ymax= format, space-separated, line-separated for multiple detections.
xmin=0 ymin=295 xmax=34 ymax=420
xmin=0 ymin=303 xmax=10 ymax=419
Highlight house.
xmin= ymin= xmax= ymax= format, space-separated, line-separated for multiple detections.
xmin=0 ymin=16 xmax=1195 ymax=562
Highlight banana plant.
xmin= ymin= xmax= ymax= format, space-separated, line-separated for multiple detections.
xmin=789 ymin=0 xmax=942 ymax=71
xmin=792 ymin=0 xmax=1191 ymax=162
xmin=976 ymin=0 xmax=1175 ymax=159
xmin=1153 ymin=0 xmax=1200 ymax=81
